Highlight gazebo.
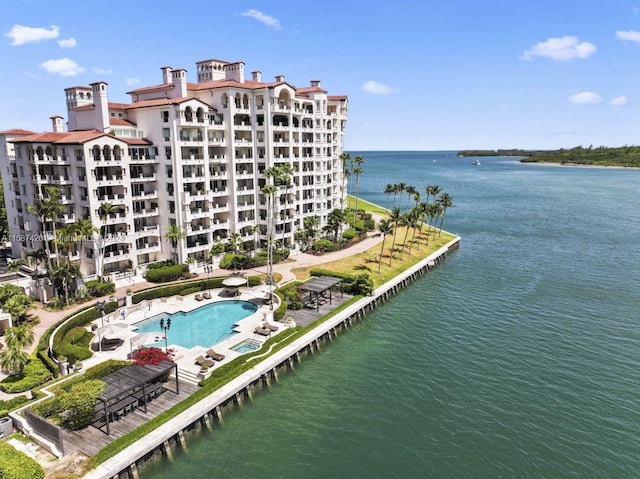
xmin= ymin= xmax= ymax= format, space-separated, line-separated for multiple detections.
xmin=222 ymin=276 xmax=248 ymax=296
xmin=93 ymin=360 xmax=179 ymax=435
xmin=298 ymin=276 xmax=344 ymax=312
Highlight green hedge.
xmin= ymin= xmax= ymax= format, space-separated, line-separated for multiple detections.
xmin=0 ymin=395 xmax=31 ymax=418
xmin=144 ymin=264 xmax=188 ymax=283
xmin=312 ymin=239 xmax=338 ymax=253
xmin=51 ymin=301 xmax=118 ymax=363
xmin=179 ymin=286 xmax=202 ymax=296
xmin=0 ymin=442 xmax=45 ymax=479
xmin=132 ymin=276 xmax=262 ymax=304
xmin=0 ymin=358 xmax=52 ymax=393
xmin=342 ymin=228 xmax=356 ymax=240
xmin=84 ymin=280 xmax=116 ymax=297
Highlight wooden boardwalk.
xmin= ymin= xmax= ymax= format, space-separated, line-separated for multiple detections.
xmin=61 ymin=379 xmax=199 ymax=457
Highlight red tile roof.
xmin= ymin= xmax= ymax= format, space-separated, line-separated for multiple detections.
xmin=0 ymin=128 xmax=36 ymax=135
xmin=187 ymin=79 xmax=280 ymax=91
xmin=12 ymin=130 xmax=107 ymax=144
xmin=297 ymin=86 xmax=328 ymax=94
xmin=119 ymin=137 xmax=152 ymax=145
xmin=109 ymin=118 xmax=136 ymax=127
xmin=125 ymin=96 xmax=210 ymax=110
xmin=126 ymin=83 xmax=174 ymax=95
xmin=328 ymin=95 xmax=348 ymax=101
xmin=108 ymin=102 xmax=129 ymax=110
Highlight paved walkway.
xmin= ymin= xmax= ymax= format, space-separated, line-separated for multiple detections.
xmin=0 ymin=231 xmax=385 ymax=400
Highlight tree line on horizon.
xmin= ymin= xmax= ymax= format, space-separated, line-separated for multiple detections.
xmin=458 ymin=145 xmax=640 ymax=168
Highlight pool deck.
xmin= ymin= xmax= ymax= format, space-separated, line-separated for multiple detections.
xmin=83 ymin=285 xmax=291 ymax=382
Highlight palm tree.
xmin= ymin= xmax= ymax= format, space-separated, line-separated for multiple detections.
xmin=340 ymin=153 xmax=352 ymax=208
xmin=326 ymin=208 xmax=347 ymax=242
xmin=398 ymin=211 xmax=415 ymax=259
xmin=352 ymin=155 xmax=365 ymax=223
xmin=424 ymin=184 xmax=441 ymax=209
xmin=164 ymin=223 xmax=184 ymax=263
xmin=73 ymin=217 xmax=98 ymax=275
xmin=436 ymin=193 xmax=454 ymax=236
xmin=404 ymin=185 xmax=417 ymax=211
xmin=7 ymin=259 xmax=26 ymax=285
xmin=4 ymin=325 xmax=34 ymax=350
xmin=56 ymin=223 xmax=77 ymax=305
xmin=394 ymin=182 xmax=406 ymax=209
xmin=383 ymin=184 xmax=395 ymax=211
xmin=387 ymin=207 xmax=402 ymax=266
xmin=377 ymin=219 xmax=393 ymax=274
xmin=248 ymin=223 xmax=261 ymax=257
xmin=261 ymin=183 xmax=277 ymax=291
xmin=229 ymin=232 xmax=243 ymax=254
xmin=405 ymin=207 xmax=421 ymax=255
xmin=98 ymin=202 xmax=116 ymax=279
xmin=429 ymin=203 xmax=443 ymax=242
xmin=277 ymin=163 xmax=294 ymax=247
xmin=0 ymin=347 xmax=29 ymax=374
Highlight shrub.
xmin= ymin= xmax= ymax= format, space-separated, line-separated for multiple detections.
xmin=312 ymin=239 xmax=337 ymax=253
xmin=309 ymin=269 xmax=374 ymax=296
xmin=364 ymin=218 xmax=376 ymax=231
xmin=277 ymin=282 xmax=303 ymax=310
xmin=144 ymin=264 xmax=188 ymax=283
xmin=219 ymin=253 xmax=250 ymax=270
xmin=62 ymin=379 xmax=105 ymax=430
xmin=342 ymin=228 xmax=356 ymax=240
xmin=84 ymin=280 xmax=115 ymax=297
xmin=273 ymin=290 xmax=288 ymax=321
xmin=0 ymin=395 xmax=31 ymax=418
xmin=0 ymin=358 xmax=52 ymax=393
xmin=131 ymin=347 xmax=174 ymax=366
xmin=0 ymin=442 xmax=45 ymax=479
xmin=146 ymin=260 xmax=175 ymax=270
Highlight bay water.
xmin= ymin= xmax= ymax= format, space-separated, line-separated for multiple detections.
xmin=141 ymin=152 xmax=640 ymax=478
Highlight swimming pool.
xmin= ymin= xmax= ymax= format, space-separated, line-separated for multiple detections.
xmin=133 ymin=300 xmax=258 ymax=349
xmin=231 ymin=338 xmax=262 ymax=354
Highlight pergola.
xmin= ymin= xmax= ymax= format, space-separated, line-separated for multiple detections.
xmin=94 ymin=360 xmax=179 ymax=435
xmin=298 ymin=276 xmax=344 ymax=312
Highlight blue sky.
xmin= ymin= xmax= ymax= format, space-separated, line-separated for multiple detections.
xmin=2 ymin=0 xmax=640 ymax=150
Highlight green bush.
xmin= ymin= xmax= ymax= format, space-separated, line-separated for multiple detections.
xmin=146 ymin=260 xmax=175 ymax=270
xmin=364 ymin=218 xmax=376 ymax=231
xmin=52 ymin=360 xmax=129 ymax=394
xmin=342 ymin=228 xmax=356 ymax=240
xmin=144 ymin=264 xmax=188 ymax=283
xmin=0 ymin=395 xmax=31 ymax=418
xmin=312 ymin=239 xmax=337 ymax=253
xmin=309 ymin=269 xmax=373 ymax=296
xmin=30 ymin=395 xmax=66 ymax=418
xmin=0 ymin=359 xmax=52 ymax=393
xmin=0 ymin=442 xmax=45 ymax=479
xmin=277 ymin=282 xmax=303 ymax=310
xmin=84 ymin=280 xmax=116 ymax=297
xmin=62 ymin=379 xmax=105 ymax=430
xmin=273 ymin=290 xmax=288 ymax=321
xmin=247 ymin=276 xmax=261 ymax=287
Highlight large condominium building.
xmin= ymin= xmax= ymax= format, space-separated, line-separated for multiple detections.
xmin=0 ymin=57 xmax=348 ymax=280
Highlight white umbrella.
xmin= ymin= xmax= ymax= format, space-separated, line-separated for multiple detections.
xmin=130 ymin=332 xmax=165 ymax=349
xmin=222 ymin=276 xmax=247 ymax=287
xmin=95 ymin=322 xmax=130 ymax=339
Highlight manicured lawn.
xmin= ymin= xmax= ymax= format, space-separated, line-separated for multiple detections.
xmin=347 ymin=195 xmax=389 ymax=216
xmin=292 ymin=225 xmax=456 ymax=288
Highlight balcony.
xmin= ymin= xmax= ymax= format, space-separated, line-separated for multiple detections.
xmin=134 ymin=225 xmax=160 ymax=237
xmin=132 ymin=208 xmax=159 ymax=218
xmin=97 ymin=193 xmax=126 ymax=203
xmin=95 ymin=175 xmax=124 ymax=187
xmin=104 ymin=249 xmax=132 ymax=263
xmin=131 ymin=190 xmax=158 ymax=200
xmin=130 ymin=173 xmax=156 ymax=182
xmin=129 ymin=154 xmax=157 ymax=163
xmin=136 ymin=242 xmax=161 ymax=254
xmin=102 ymin=212 xmax=127 ymax=225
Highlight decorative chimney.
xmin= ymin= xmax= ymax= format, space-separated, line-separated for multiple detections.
xmin=91 ymin=82 xmax=110 ymax=132
xmin=161 ymin=66 xmax=172 ymax=84
xmin=171 ymin=69 xmax=187 ymax=98
xmin=50 ymin=115 xmax=64 ymax=133
xmin=252 ymin=71 xmax=262 ymax=82
xmin=275 ymin=75 xmax=285 ymax=83
xmin=310 ymin=80 xmax=321 ymax=87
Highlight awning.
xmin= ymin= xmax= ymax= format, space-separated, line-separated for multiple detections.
xmin=222 ymin=276 xmax=248 ymax=287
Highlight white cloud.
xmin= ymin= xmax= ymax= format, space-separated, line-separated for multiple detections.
xmin=616 ymin=30 xmax=640 ymax=43
xmin=125 ymin=77 xmax=141 ymax=86
xmin=40 ymin=58 xmax=85 ymax=76
xmin=611 ymin=96 xmax=629 ymax=107
xmin=240 ymin=9 xmax=281 ymax=30
xmin=362 ymin=80 xmax=393 ymax=95
xmin=58 ymin=37 xmax=76 ymax=48
xmin=93 ymin=67 xmax=112 ymax=75
xmin=5 ymin=24 xmax=59 ymax=45
xmin=522 ymin=36 xmax=596 ymax=61
xmin=568 ymin=91 xmax=602 ymax=105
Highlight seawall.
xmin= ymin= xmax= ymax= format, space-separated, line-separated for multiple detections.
xmin=85 ymin=235 xmax=460 ymax=479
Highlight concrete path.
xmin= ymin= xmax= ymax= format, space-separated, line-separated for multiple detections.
xmin=0 ymin=231 xmax=385 ymax=400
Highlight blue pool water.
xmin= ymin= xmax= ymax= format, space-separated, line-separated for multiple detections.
xmin=230 ymin=339 xmax=262 ymax=353
xmin=134 ymin=301 xmax=258 ymax=349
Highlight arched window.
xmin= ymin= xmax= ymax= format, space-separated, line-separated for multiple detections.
xmin=45 ymin=147 xmax=53 ymax=160
xmin=184 ymin=106 xmax=193 ymax=122
xmin=234 ymin=93 xmax=241 ymax=108
xmin=196 ymin=107 xmax=205 ymax=123
xmin=93 ymin=145 xmax=101 ymax=160
xmin=242 ymin=94 xmax=249 ymax=109
xmin=221 ymin=94 xmax=228 ymax=109
xmin=113 ymin=145 xmax=122 ymax=160
xmin=36 ymin=147 xmax=44 ymax=161
xmin=103 ymin=145 xmax=111 ymax=161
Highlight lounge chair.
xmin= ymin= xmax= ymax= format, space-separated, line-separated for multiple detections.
xmin=195 ymin=355 xmax=215 ymax=368
xmin=263 ymin=322 xmax=279 ymax=332
xmin=206 ymin=349 xmax=225 ymax=361
xmin=203 ymin=291 xmax=211 ymax=300
xmin=254 ymin=326 xmax=271 ymax=337
xmin=195 ymin=294 xmax=203 ymax=301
